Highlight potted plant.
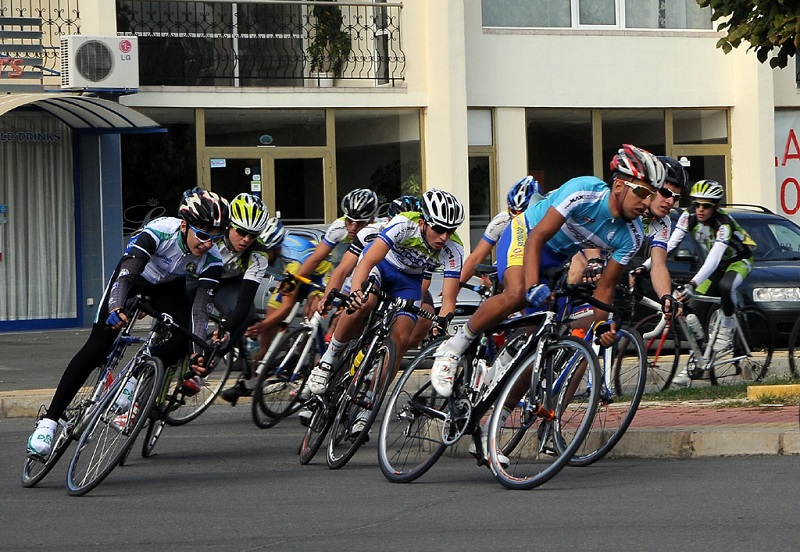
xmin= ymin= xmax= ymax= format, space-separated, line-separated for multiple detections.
xmin=308 ymin=1 xmax=352 ymax=85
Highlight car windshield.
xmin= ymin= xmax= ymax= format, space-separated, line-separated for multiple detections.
xmin=736 ymin=216 xmax=800 ymax=262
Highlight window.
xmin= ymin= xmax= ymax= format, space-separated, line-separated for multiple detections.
xmin=482 ymin=0 xmax=711 ymax=30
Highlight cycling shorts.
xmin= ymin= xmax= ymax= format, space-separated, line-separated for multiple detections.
xmin=496 ymin=214 xmax=568 ymax=284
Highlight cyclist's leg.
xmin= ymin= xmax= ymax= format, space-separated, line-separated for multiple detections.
xmin=713 ymin=260 xmax=751 ymax=353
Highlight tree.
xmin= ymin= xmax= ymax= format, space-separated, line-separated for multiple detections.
xmin=698 ymin=0 xmax=800 ymax=68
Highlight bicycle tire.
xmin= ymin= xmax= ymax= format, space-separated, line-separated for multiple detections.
xmin=66 ymin=358 xmax=162 ymax=496
xmin=568 ymin=327 xmax=647 ymax=467
xmin=252 ymin=327 xmax=315 ymax=426
xmin=141 ymin=416 xmax=166 ymax=458
xmin=377 ymin=338 xmax=449 ymax=483
xmin=327 ymin=339 xmax=396 ymax=469
xmin=488 ymin=335 xmax=601 ymax=490
xmin=789 ymin=317 xmax=800 ymax=377
xmin=633 ymin=313 xmax=680 ymax=392
xmin=709 ymin=305 xmax=773 ymax=384
xmin=22 ymin=365 xmax=107 ymax=488
xmin=164 ymin=348 xmax=233 ymax=426
xmin=298 ymin=367 xmax=348 ymax=465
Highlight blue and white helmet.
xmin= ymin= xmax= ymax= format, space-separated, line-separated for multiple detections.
xmin=506 ymin=176 xmax=542 ymax=213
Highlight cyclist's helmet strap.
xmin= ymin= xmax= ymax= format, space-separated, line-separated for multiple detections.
xmin=179 ymin=187 xmax=230 ymax=228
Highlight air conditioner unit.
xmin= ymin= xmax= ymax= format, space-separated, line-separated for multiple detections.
xmin=60 ymin=35 xmax=139 ymax=91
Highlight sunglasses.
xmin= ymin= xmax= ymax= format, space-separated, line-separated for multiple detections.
xmin=623 ymin=181 xmax=657 ymax=200
xmin=189 ymin=224 xmax=224 ymax=243
xmin=233 ymin=226 xmax=259 ymax=239
xmin=428 ymin=223 xmax=456 ymax=235
xmin=692 ymin=201 xmax=717 ymax=209
xmin=657 ymin=188 xmax=681 ymax=201
xmin=345 ymin=217 xmax=369 ymax=225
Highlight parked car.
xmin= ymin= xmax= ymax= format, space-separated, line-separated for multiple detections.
xmin=632 ymin=205 xmax=800 ymax=345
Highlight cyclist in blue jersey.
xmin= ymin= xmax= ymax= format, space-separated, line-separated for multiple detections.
xmin=27 ymin=189 xmax=229 ymax=459
xmin=307 ymin=189 xmax=466 ymax=416
xmin=429 ymin=145 xmax=665 ymax=463
xmin=460 ymin=176 xmax=543 ymax=285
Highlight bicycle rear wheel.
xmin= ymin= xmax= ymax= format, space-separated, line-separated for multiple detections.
xmin=488 ymin=335 xmax=600 ymax=490
xmin=633 ymin=313 xmax=680 ymax=392
xmin=66 ymin=358 xmax=162 ymax=496
xmin=327 ymin=339 xmax=396 ymax=469
xmin=252 ymin=327 xmax=314 ymax=427
xmin=22 ymin=365 xmax=107 ymax=488
xmin=377 ymin=338 xmax=449 ymax=483
xmin=709 ymin=305 xmax=773 ymax=384
xmin=568 ymin=327 xmax=646 ymax=467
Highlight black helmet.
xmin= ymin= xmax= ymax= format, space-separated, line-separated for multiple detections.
xmin=657 ymin=156 xmax=689 ymax=190
xmin=387 ymin=195 xmax=421 ymax=217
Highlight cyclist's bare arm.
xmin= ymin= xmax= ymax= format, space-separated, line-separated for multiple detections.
xmin=460 ymin=239 xmax=493 ymax=284
xmin=319 ymin=250 xmax=358 ymax=312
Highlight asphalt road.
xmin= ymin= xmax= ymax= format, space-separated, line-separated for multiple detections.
xmin=2 ymin=407 xmax=800 ymax=551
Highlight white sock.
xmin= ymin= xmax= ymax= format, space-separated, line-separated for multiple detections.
xmin=321 ymin=337 xmax=348 ymax=366
xmin=720 ymin=315 xmax=735 ymax=329
xmin=441 ymin=323 xmax=478 ymax=356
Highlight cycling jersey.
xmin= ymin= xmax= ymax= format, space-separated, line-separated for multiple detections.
xmin=522 ymin=176 xmax=645 ymax=266
xmin=218 ymin=237 xmax=271 ymax=283
xmin=643 ymin=214 xmax=671 ymax=251
xmin=322 ymin=217 xmax=356 ymax=249
xmin=348 ymin=220 xmax=388 ymax=258
xmin=268 ymin=234 xmax=332 ymax=310
xmin=377 ymin=212 xmax=464 ymax=279
xmin=481 ymin=211 xmax=513 ymax=246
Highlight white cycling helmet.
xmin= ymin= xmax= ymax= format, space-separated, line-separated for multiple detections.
xmin=341 ymin=188 xmax=379 ymax=221
xmin=259 ymin=217 xmax=286 ymax=249
xmin=609 ymin=144 xmax=665 ymax=188
xmin=690 ymin=180 xmax=724 ymax=202
xmin=507 ymin=176 xmax=542 ymax=213
xmin=421 ymin=189 xmax=465 ymax=230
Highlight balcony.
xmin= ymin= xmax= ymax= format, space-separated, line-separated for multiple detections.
xmin=117 ymin=0 xmax=406 ymax=88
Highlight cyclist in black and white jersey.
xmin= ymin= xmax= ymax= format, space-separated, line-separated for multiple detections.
xmin=27 ymin=188 xmax=229 ymax=459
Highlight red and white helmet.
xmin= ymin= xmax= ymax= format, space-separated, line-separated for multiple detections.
xmin=609 ymin=144 xmax=665 ymax=188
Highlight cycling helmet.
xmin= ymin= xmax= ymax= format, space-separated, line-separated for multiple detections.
xmin=690 ymin=180 xmax=724 ymax=202
xmin=229 ymin=193 xmax=270 ymax=234
xmin=657 ymin=156 xmax=689 ymax=191
xmin=259 ymin=217 xmax=286 ymax=249
xmin=609 ymin=144 xmax=666 ymax=188
xmin=506 ymin=176 xmax=541 ymax=213
xmin=341 ymin=188 xmax=379 ymax=221
xmin=420 ymin=189 xmax=465 ymax=230
xmin=179 ymin=187 xmax=229 ymax=228
xmin=387 ymin=195 xmax=421 ymax=217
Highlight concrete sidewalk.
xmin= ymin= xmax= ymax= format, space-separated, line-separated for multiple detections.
xmin=1 ymin=328 xmax=799 ymax=459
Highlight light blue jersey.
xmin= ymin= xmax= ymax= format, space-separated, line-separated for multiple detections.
xmin=523 ymin=176 xmax=644 ymax=266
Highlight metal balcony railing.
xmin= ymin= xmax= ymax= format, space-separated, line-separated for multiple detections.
xmin=0 ymin=0 xmax=81 ymax=77
xmin=117 ymin=0 xmax=405 ymax=87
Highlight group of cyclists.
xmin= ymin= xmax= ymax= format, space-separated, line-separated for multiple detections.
xmin=26 ymin=142 xmax=753 ymax=467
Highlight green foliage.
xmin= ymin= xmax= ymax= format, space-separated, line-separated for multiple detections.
xmin=697 ymin=0 xmax=800 ymax=68
xmin=308 ymin=1 xmax=352 ymax=76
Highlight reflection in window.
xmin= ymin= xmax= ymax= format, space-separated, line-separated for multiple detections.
xmin=469 ymin=156 xmax=492 ymax=250
xmin=482 ymin=0 xmax=570 ymax=28
xmin=579 ymin=0 xmax=615 ymax=26
xmin=526 ymin=109 xmax=593 ymax=191
xmin=334 ymin=110 xmax=421 ymax=211
xmin=626 ymin=0 xmax=712 ymax=30
xmin=601 ymin=109 xmax=665 ymax=179
xmin=673 ymin=110 xmax=728 ymax=145
xmin=205 ymin=109 xmax=326 ymax=147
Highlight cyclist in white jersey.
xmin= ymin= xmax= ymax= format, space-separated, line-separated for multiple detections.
xmin=307 ymin=189 xmax=466 ymax=400
xmin=27 ymin=189 xmax=229 ymax=458
xmin=460 ymin=176 xmax=543 ymax=284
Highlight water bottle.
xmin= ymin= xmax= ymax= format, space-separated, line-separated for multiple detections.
xmin=114 ymin=376 xmax=137 ymax=411
xmin=350 ymin=349 xmax=365 ymax=376
xmin=472 ymin=358 xmax=489 ymax=391
xmin=686 ymin=313 xmax=705 ymax=341
xmin=245 ymin=337 xmax=260 ymax=356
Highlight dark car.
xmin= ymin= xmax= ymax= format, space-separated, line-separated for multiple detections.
xmin=633 ymin=204 xmax=800 ymax=344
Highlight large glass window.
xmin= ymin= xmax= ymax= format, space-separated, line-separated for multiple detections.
xmin=526 ymin=109 xmax=593 ymax=192
xmin=601 ymin=109 xmax=665 ymax=180
xmin=205 ymin=109 xmax=326 ymax=147
xmin=673 ymin=109 xmax=728 ymax=145
xmin=334 ymin=109 xmax=422 ymax=210
xmin=482 ymin=0 xmax=711 ymax=30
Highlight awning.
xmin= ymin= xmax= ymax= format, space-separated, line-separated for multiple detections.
xmin=0 ymin=93 xmax=164 ymax=134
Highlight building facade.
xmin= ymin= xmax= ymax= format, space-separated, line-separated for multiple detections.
xmin=1 ymin=0 xmax=797 ymax=329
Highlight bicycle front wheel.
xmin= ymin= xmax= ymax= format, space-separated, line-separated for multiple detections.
xmin=66 ymin=358 xmax=162 ymax=496
xmin=298 ymin=368 xmax=348 ymax=465
xmin=633 ymin=313 xmax=680 ymax=392
xmin=164 ymin=350 xmax=232 ymax=426
xmin=377 ymin=338 xmax=450 ymax=483
xmin=709 ymin=305 xmax=774 ymax=384
xmin=327 ymin=339 xmax=396 ymax=469
xmin=488 ymin=335 xmax=600 ymax=490
xmin=22 ymin=365 xmax=107 ymax=488
xmin=568 ymin=327 xmax=646 ymax=467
